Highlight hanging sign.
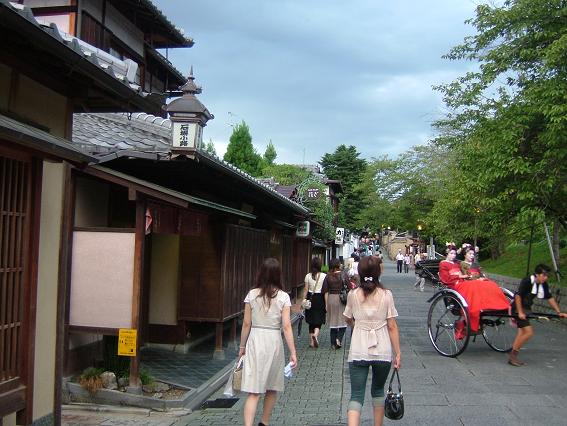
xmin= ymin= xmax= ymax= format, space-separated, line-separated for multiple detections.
xmin=306 ymin=187 xmax=321 ymax=199
xmin=296 ymin=221 xmax=310 ymax=238
xmin=172 ymin=121 xmax=198 ymax=149
xmin=335 ymin=227 xmax=344 ymax=245
xmin=118 ymin=328 xmax=137 ymax=357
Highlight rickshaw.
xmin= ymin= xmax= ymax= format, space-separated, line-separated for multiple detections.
xmin=416 ymin=260 xmax=559 ymax=357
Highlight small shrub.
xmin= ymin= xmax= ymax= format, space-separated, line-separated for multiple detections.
xmin=321 ymin=265 xmax=329 ymax=273
xmin=79 ymin=367 xmax=105 ymax=394
xmin=140 ymin=368 xmax=154 ymax=386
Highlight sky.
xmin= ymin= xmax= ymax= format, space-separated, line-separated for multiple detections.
xmin=154 ymin=0 xmax=479 ymax=164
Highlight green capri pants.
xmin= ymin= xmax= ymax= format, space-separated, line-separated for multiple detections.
xmin=348 ymin=360 xmax=391 ymax=412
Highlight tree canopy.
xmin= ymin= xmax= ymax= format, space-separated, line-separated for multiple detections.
xmin=223 ymin=121 xmax=264 ymax=177
xmin=263 ymin=140 xmax=277 ymax=165
xmin=261 ymin=163 xmax=312 ymax=186
xmin=320 ymin=145 xmax=367 ymax=231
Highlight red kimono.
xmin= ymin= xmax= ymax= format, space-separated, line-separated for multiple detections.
xmin=439 ymin=260 xmax=509 ymax=332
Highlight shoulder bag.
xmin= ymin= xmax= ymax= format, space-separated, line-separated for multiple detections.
xmin=384 ymin=368 xmax=404 ymax=420
xmin=301 ymin=273 xmax=321 ymax=310
xmin=339 ymin=273 xmax=349 ymax=305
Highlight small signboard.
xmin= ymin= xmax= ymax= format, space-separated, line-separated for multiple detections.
xmin=306 ymin=187 xmax=321 ymax=199
xmin=335 ymin=227 xmax=344 ymax=245
xmin=172 ymin=121 xmax=199 ymax=150
xmin=296 ymin=221 xmax=310 ymax=238
xmin=118 ymin=328 xmax=137 ymax=357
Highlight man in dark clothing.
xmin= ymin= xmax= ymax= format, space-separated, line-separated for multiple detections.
xmin=509 ymin=264 xmax=567 ymax=366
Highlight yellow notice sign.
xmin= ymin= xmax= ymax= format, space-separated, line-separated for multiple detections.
xmin=118 ymin=328 xmax=137 ymax=357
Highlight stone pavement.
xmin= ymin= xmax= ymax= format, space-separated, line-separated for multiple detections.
xmin=63 ymin=259 xmax=567 ymax=425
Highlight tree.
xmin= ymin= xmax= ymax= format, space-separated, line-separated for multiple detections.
xmin=223 ymin=121 xmax=263 ymax=177
xmin=205 ymin=139 xmax=217 ymax=156
xmin=263 ymin=140 xmax=277 ymax=165
xmin=261 ymin=163 xmax=312 ymax=185
xmin=297 ymin=178 xmax=335 ymax=241
xmin=432 ymin=0 xmax=567 ymax=257
xmin=320 ymin=145 xmax=367 ymax=231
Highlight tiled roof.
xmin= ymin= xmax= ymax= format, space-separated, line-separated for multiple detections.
xmin=1 ymin=1 xmax=157 ymax=99
xmin=72 ymin=113 xmax=309 ymax=215
xmin=73 ymin=113 xmax=171 ymax=155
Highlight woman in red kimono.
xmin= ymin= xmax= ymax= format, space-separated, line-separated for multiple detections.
xmin=439 ymin=246 xmax=510 ymax=333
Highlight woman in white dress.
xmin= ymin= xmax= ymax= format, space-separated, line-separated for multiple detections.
xmin=239 ymin=258 xmax=298 ymax=426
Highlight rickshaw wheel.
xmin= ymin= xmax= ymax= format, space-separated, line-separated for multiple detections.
xmin=428 ymin=292 xmax=470 ymax=357
xmin=481 ymin=313 xmax=514 ymax=352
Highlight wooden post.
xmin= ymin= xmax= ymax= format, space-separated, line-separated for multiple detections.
xmin=127 ymin=198 xmax=145 ymax=393
xmin=213 ymin=322 xmax=225 ymax=360
xmin=229 ymin=317 xmax=238 ymax=350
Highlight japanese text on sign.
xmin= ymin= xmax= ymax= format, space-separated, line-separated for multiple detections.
xmin=179 ymin=124 xmax=189 ymax=147
xmin=118 ymin=328 xmax=137 ymax=357
xmin=306 ymin=187 xmax=321 ymax=199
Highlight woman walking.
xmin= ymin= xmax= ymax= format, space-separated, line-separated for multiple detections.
xmin=344 ymin=256 xmax=401 ymax=426
xmin=303 ymin=257 xmax=326 ymax=348
xmin=239 ymin=258 xmax=298 ymax=426
xmin=322 ymin=258 xmax=348 ymax=349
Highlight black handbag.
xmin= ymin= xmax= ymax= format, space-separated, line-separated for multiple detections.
xmin=384 ymin=368 xmax=404 ymax=420
xmin=339 ymin=273 xmax=349 ymax=305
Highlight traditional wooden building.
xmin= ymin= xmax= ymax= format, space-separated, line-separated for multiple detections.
xmin=0 ymin=1 xmax=191 ymax=424
xmin=66 ymin=73 xmax=311 ymax=380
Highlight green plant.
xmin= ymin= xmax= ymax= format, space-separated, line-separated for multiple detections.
xmin=321 ymin=265 xmax=329 ymax=273
xmin=140 ymin=368 xmax=154 ymax=386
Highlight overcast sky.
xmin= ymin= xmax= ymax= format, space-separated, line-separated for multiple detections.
xmin=154 ymin=0 xmax=479 ymax=164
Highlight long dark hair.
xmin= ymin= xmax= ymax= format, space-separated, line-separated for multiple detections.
xmin=311 ymin=257 xmax=322 ymax=280
xmin=358 ymin=255 xmax=384 ymax=297
xmin=255 ymin=258 xmax=283 ymax=307
xmin=329 ymin=258 xmax=341 ymax=272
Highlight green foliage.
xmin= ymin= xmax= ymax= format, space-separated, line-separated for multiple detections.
xmin=482 ymin=241 xmax=567 ymax=285
xmin=263 ymin=140 xmax=277 ymax=165
xmin=261 ymin=163 xmax=312 ymax=185
xmin=80 ymin=367 xmax=105 ymax=380
xmin=298 ymin=179 xmax=335 ymax=241
xmin=140 ymin=368 xmax=154 ymax=386
xmin=223 ymin=121 xmax=264 ymax=177
xmin=205 ymin=139 xmax=217 ymax=156
xmin=433 ymin=0 xmax=567 ymax=237
xmin=103 ymin=336 xmax=130 ymax=379
xmin=320 ymin=145 xmax=367 ymax=231
xmin=321 ymin=264 xmax=330 ymax=273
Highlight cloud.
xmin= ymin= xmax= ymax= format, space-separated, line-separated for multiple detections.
xmin=155 ymin=0 xmax=479 ymax=163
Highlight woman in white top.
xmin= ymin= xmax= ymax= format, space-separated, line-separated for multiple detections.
xmin=239 ymin=258 xmax=297 ymax=426
xmin=303 ymin=257 xmax=326 ymax=348
xmin=343 ymin=255 xmax=401 ymax=426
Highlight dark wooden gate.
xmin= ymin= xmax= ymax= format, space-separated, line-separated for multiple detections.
xmin=0 ymin=150 xmax=33 ymax=418
xmin=221 ymin=225 xmax=270 ymax=320
xmin=281 ymin=234 xmax=293 ymax=292
xmin=293 ymin=238 xmax=311 ymax=290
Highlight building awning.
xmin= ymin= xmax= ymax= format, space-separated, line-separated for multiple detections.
xmin=0 ymin=113 xmax=96 ymax=163
xmin=87 ymin=166 xmax=257 ymax=220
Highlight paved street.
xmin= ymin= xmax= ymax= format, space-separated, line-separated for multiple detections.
xmin=63 ymin=259 xmax=567 ymax=425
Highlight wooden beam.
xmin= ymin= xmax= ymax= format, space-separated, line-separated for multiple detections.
xmin=128 ymin=199 xmax=146 ymax=392
xmin=54 ymin=162 xmax=74 ymax=425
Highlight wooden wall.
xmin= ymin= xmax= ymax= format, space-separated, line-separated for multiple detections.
xmin=293 ymin=238 xmax=311 ymax=290
xmin=221 ymin=225 xmax=270 ymax=321
xmin=178 ymin=216 xmax=222 ymax=322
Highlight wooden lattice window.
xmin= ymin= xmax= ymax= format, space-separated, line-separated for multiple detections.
xmin=0 ymin=152 xmax=31 ymax=404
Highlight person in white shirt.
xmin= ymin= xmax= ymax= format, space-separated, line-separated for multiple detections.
xmin=395 ymin=250 xmax=404 ymax=273
xmin=403 ymin=254 xmax=411 ymax=273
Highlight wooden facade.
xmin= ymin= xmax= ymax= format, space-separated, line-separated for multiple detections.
xmin=0 ymin=148 xmax=38 ymax=423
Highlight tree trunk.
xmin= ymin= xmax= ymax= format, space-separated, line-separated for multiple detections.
xmin=552 ymin=218 xmax=560 ymax=263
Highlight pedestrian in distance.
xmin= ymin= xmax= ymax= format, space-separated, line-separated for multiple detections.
xmin=239 ymin=258 xmax=297 ymax=426
xmin=343 ymin=256 xmax=401 ymax=426
xmin=303 ymin=257 xmax=327 ymax=348
xmin=403 ymin=253 xmax=411 ymax=273
xmin=395 ymin=249 xmax=404 ymax=273
xmin=322 ymin=258 xmax=348 ymax=349
xmin=509 ymin=264 xmax=567 ymax=367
